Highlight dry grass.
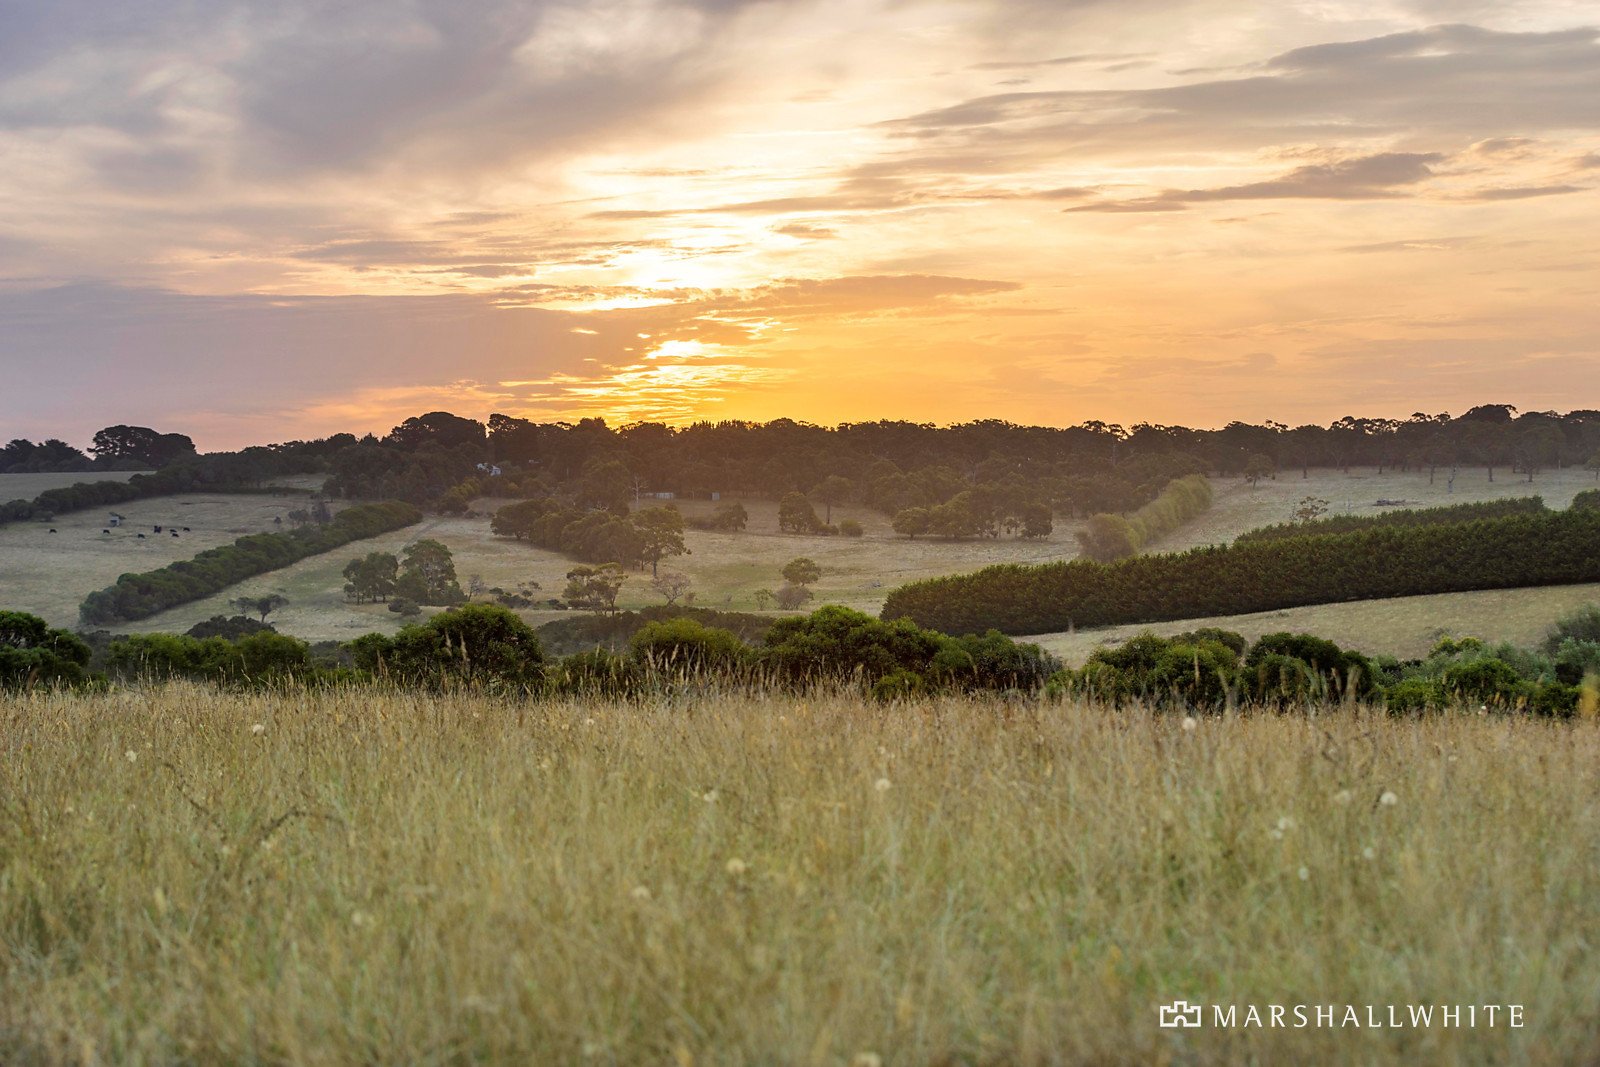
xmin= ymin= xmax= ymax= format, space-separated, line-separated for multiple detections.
xmin=4 ymin=685 xmax=1599 ymax=1065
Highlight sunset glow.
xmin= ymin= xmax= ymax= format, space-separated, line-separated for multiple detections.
xmin=1 ymin=1 xmax=1597 ymax=447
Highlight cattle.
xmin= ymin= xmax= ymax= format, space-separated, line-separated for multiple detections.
xmin=102 ymin=529 xmax=111 ymax=535
xmin=49 ymin=529 xmax=57 ymax=534
xmin=137 ymin=534 xmax=146 ymax=539
xmin=154 ymin=525 xmax=163 ymax=533
xmin=172 ymin=531 xmax=180 ymax=537
xmin=182 ymin=527 xmax=191 ymax=532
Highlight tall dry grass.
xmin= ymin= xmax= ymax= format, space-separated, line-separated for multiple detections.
xmin=3 ymin=684 xmax=1599 ymax=1065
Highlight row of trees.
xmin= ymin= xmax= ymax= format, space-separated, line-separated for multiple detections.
xmin=890 ymin=485 xmax=1053 ymax=540
xmin=880 ymin=508 xmax=1600 ymax=636
xmin=78 ymin=502 xmax=422 ymax=625
xmin=1074 ymin=474 xmax=1213 ymax=561
xmin=1236 ymin=496 xmax=1549 ymax=544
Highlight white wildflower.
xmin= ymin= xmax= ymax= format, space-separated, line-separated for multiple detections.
xmin=1379 ymin=791 xmax=1399 ymax=807
xmin=1297 ymin=866 xmax=1310 ymax=881
xmin=1333 ymin=789 xmax=1353 ymax=806
xmin=250 ymin=723 xmax=266 ymax=736
xmin=1181 ymin=716 xmax=1198 ymax=732
xmin=874 ymin=778 xmax=892 ymax=793
xmin=725 ymin=858 xmax=748 ymax=877
xmin=124 ymin=750 xmax=138 ymax=763
xmin=630 ymin=885 xmax=652 ymax=901
xmin=1363 ymin=846 xmax=1378 ymax=861
xmin=1277 ymin=816 xmax=1295 ymax=832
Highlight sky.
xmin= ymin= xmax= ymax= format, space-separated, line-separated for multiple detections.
xmin=0 ymin=0 xmax=1596 ymax=451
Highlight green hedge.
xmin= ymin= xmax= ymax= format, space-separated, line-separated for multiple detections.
xmin=880 ymin=508 xmax=1600 ymax=636
xmin=1235 ymin=496 xmax=1546 ymax=544
xmin=1076 ymin=474 xmax=1212 ymax=561
xmin=79 ymin=501 xmax=422 ymax=625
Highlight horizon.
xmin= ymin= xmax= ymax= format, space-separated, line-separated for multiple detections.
xmin=2 ymin=2 xmax=1598 ymax=449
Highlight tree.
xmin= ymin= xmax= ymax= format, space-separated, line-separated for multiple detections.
xmin=650 ymin=571 xmax=695 ymax=606
xmin=709 ymin=501 xmax=748 ymax=531
xmin=782 ymin=557 xmax=822 ymax=588
xmin=577 ymin=458 xmax=632 ymax=513
xmin=400 ymin=539 xmax=464 ymax=605
xmin=754 ymin=588 xmax=776 ymax=611
xmin=385 ymin=411 xmax=487 ymax=452
xmin=1243 ymin=453 xmax=1275 ymax=487
xmin=632 ymin=505 xmax=688 ymax=577
xmin=1588 ymin=451 xmax=1600 ymax=481
xmin=88 ymin=425 xmax=197 ymax=469
xmin=1018 ymin=502 xmax=1053 ymax=539
xmin=1075 ymin=514 xmax=1136 ymax=562
xmin=777 ymin=491 xmax=821 ymax=533
xmin=1291 ymin=496 xmax=1330 ymax=525
xmin=892 ymin=507 xmax=931 ymax=539
xmin=343 ymin=551 xmax=399 ymax=602
xmin=810 ymin=475 xmax=853 ymax=524
xmin=564 ymin=564 xmax=626 ymax=613
xmin=230 ymin=594 xmax=288 ymax=623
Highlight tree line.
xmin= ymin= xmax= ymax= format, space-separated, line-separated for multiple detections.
xmin=879 ymin=507 xmax=1600 ymax=636
xmin=1074 ymin=474 xmax=1212 ymax=561
xmin=78 ymin=501 xmax=422 ymax=625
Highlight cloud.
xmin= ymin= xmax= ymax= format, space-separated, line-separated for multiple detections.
xmin=1459 ymin=184 xmax=1587 ymax=200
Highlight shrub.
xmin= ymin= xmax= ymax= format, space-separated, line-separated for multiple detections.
xmin=1439 ymin=658 xmax=1525 ymax=708
xmin=1 ymin=610 xmax=92 ymax=689
xmin=629 ymin=618 xmax=749 ymax=675
xmin=1543 ymin=604 xmax=1600 ymax=654
xmin=388 ymin=598 xmax=422 ymax=616
xmin=381 ymin=604 xmax=545 ymax=689
xmin=838 ymin=518 xmax=864 ymax=537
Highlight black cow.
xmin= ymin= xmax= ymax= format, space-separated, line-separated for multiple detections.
xmin=137 ymin=534 xmax=146 ymax=539
xmin=49 ymin=529 xmax=57 ymax=534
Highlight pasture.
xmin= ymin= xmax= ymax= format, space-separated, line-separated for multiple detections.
xmin=0 ymin=470 xmax=138 ymax=498
xmin=1031 ymin=582 xmax=1600 ymax=665
xmin=3 ymin=685 xmax=1597 ymax=1064
xmin=0 ymin=493 xmax=321 ymax=629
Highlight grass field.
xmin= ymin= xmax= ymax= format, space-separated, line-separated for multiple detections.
xmin=115 ymin=497 xmax=1092 ymax=642
xmin=3 ymin=685 xmax=1597 ymax=1064
xmin=0 ymin=470 xmax=138 ymax=498
xmin=1031 ymin=583 xmax=1600 ymax=666
xmin=1143 ymin=466 xmax=1599 ymax=555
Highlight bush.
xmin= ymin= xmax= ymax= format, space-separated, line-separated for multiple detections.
xmin=185 ymin=615 xmax=275 ymax=641
xmin=388 ymin=597 xmax=422 ymax=616
xmin=381 ymin=604 xmax=545 ymax=689
xmin=107 ymin=630 xmax=311 ymax=685
xmin=838 ymin=518 xmax=864 ymax=537
xmin=1543 ymin=604 xmax=1600 ymax=654
xmin=1 ymin=610 xmax=92 ymax=689
xmin=629 ymin=618 xmax=749 ymax=675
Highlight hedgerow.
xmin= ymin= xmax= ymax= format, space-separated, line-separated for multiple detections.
xmin=881 ymin=508 xmax=1600 ymax=636
xmin=1235 ymin=496 xmax=1546 ymax=544
xmin=78 ymin=501 xmax=422 ymax=625
xmin=1076 ymin=474 xmax=1213 ymax=561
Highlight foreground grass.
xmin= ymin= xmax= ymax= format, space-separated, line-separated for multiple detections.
xmin=3 ymin=687 xmax=1599 ymax=1065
